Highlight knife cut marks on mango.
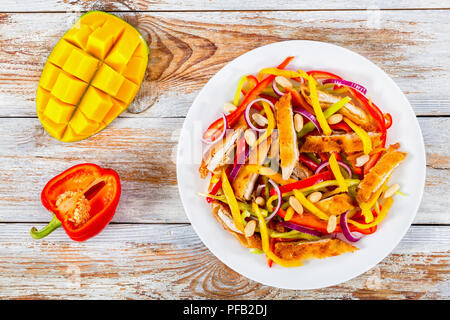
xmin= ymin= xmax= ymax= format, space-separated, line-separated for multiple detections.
xmin=36 ymin=11 xmax=149 ymax=142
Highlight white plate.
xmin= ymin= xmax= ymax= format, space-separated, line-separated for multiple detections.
xmin=176 ymin=40 xmax=426 ymax=290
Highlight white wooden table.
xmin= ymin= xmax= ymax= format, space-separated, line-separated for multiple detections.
xmin=0 ymin=1 xmax=449 ymax=299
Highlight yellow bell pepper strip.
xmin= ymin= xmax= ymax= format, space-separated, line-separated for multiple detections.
xmin=344 ymin=118 xmax=372 ymax=154
xmin=329 ymin=153 xmax=348 ymax=192
xmin=349 ymin=197 xmax=394 ymax=229
xmin=233 ymin=74 xmax=248 ymax=106
xmin=252 ymin=202 xmax=303 ymax=267
xmin=246 ymin=165 xmax=297 ymax=186
xmin=308 ymin=75 xmax=332 ymax=136
xmin=269 ymin=229 xmax=320 ymax=241
xmin=297 ymin=96 xmax=350 ymax=138
xmin=293 ymin=189 xmax=329 ymax=221
xmin=359 ymin=173 xmax=392 ymax=223
xmin=284 ymin=207 xmax=295 ymax=221
xmin=258 ymin=68 xmax=302 ymax=79
xmin=221 ymin=170 xmax=244 ymax=232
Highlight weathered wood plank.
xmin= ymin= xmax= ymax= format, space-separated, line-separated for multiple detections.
xmin=0 ymin=11 xmax=450 ymax=117
xmin=0 ymin=223 xmax=448 ymax=299
xmin=0 ymin=117 xmax=447 ymax=224
xmin=0 ymin=0 xmax=449 ymax=12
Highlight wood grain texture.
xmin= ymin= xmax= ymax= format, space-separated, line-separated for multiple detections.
xmin=1 ymin=10 xmax=450 ymax=117
xmin=0 ymin=223 xmax=448 ymax=299
xmin=0 ymin=0 xmax=449 ymax=12
xmin=0 ymin=117 xmax=447 ymax=224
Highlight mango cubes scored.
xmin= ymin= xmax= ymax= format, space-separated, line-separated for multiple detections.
xmin=36 ymin=11 xmax=149 ymax=142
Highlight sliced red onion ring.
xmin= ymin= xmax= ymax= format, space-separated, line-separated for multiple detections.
xmin=322 ymin=78 xmax=367 ymax=95
xmin=315 ymin=160 xmax=352 ymax=178
xmin=293 ymin=106 xmax=322 ymax=134
xmin=272 ymin=80 xmax=285 ymax=97
xmin=201 ymin=113 xmax=227 ymax=144
xmin=255 ymin=184 xmax=266 ymax=196
xmin=340 ymin=211 xmax=362 ymax=242
xmin=279 ymin=220 xmax=322 ymax=237
xmin=265 ymin=179 xmax=281 ymax=222
xmin=228 ymin=147 xmax=250 ymax=182
xmin=245 ymin=98 xmax=275 ymax=132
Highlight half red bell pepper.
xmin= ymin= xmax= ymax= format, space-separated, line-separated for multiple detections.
xmin=30 ymin=163 xmax=121 ymax=241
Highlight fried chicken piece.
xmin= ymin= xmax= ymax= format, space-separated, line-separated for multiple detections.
xmin=316 ymin=193 xmax=355 ymax=216
xmin=300 ymin=132 xmax=382 ymax=154
xmin=276 ymin=93 xmax=299 ymax=180
xmin=211 ymin=201 xmax=262 ymax=250
xmin=356 ymin=143 xmax=407 ymax=203
xmin=274 ymin=238 xmax=358 ymax=261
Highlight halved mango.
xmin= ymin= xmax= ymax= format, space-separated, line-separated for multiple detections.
xmin=36 ymin=11 xmax=149 ymax=142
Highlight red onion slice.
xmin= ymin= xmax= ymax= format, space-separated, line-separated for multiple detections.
xmin=201 ymin=113 xmax=227 ymax=144
xmin=279 ymin=220 xmax=322 ymax=237
xmin=265 ymin=179 xmax=281 ymax=222
xmin=315 ymin=160 xmax=352 ymax=178
xmin=293 ymin=106 xmax=322 ymax=134
xmin=255 ymin=184 xmax=266 ymax=196
xmin=340 ymin=211 xmax=362 ymax=242
xmin=322 ymin=78 xmax=367 ymax=95
xmin=228 ymin=147 xmax=250 ymax=182
xmin=245 ymin=98 xmax=275 ymax=132
xmin=272 ymin=80 xmax=285 ymax=97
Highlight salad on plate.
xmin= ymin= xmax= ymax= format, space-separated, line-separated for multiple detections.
xmin=198 ymin=56 xmax=407 ymax=268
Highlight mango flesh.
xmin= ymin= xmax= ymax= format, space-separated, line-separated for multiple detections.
xmin=37 ymin=11 xmax=149 ymax=142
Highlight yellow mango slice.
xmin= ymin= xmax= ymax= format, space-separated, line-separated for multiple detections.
xmin=78 ymin=87 xmax=113 ymax=120
xmin=36 ymin=11 xmax=149 ymax=142
xmin=91 ymin=63 xmax=125 ymax=96
xmin=63 ymin=47 xmax=99 ymax=82
xmin=51 ymin=72 xmax=88 ymax=105
xmin=43 ymin=96 xmax=76 ymax=124
xmin=64 ymin=23 xmax=92 ymax=49
xmin=36 ymin=87 xmax=51 ymax=113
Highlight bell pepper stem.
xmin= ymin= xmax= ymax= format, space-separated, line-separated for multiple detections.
xmin=30 ymin=214 xmax=62 ymax=239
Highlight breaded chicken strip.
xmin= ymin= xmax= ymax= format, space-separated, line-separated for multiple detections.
xmin=356 ymin=143 xmax=407 ymax=203
xmin=211 ymin=201 xmax=262 ymax=250
xmin=274 ymin=238 xmax=358 ymax=261
xmin=316 ymin=193 xmax=355 ymax=216
xmin=276 ymin=93 xmax=299 ymax=180
xmin=300 ymin=132 xmax=382 ymax=153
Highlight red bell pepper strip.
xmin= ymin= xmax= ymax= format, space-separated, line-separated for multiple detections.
xmin=31 ymin=163 xmax=121 ymax=241
xmin=285 ymin=87 xmax=315 ymax=115
xmin=277 ymin=209 xmax=377 ymax=235
xmin=202 ymin=57 xmax=294 ymax=141
xmin=307 ymin=70 xmax=342 ymax=80
xmin=330 ymin=122 xmax=352 ymax=133
xmin=298 ymin=154 xmax=319 ymax=171
xmin=270 ymin=171 xmax=333 ymax=196
xmin=363 ymin=151 xmax=382 ymax=175
xmin=384 ymin=113 xmax=393 ymax=129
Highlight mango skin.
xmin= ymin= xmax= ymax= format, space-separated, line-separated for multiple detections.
xmin=37 ymin=11 xmax=149 ymax=142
